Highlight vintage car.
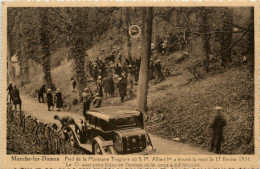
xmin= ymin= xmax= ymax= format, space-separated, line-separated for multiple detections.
xmin=66 ymin=106 xmax=155 ymax=155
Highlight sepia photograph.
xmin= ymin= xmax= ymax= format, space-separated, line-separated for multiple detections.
xmin=6 ymin=6 xmax=254 ymax=157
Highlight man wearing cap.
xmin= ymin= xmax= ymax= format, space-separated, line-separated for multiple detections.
xmin=54 ymin=115 xmax=75 ymax=130
xmin=210 ymin=106 xmax=227 ymax=153
xmin=81 ymin=87 xmax=92 ymax=118
xmin=46 ymin=89 xmax=54 ymax=111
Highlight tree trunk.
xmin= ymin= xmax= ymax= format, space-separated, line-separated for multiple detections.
xmin=123 ymin=7 xmax=132 ymax=63
xmin=40 ymin=9 xmax=53 ymax=88
xmin=201 ymin=11 xmax=210 ymax=73
xmin=71 ymin=40 xmax=88 ymax=99
xmin=7 ymin=36 xmax=14 ymax=83
xmin=69 ymin=9 xmax=88 ymax=99
xmin=136 ymin=7 xmax=153 ymax=113
xmin=220 ymin=8 xmax=233 ymax=66
xmin=23 ymin=56 xmax=30 ymax=83
xmin=248 ymin=8 xmax=254 ymax=54
xmin=20 ymin=42 xmax=30 ymax=84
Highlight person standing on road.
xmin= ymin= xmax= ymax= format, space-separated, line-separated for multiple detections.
xmin=96 ymin=76 xmax=103 ymax=97
xmin=71 ymin=77 xmax=77 ymax=93
xmin=11 ymin=85 xmax=22 ymax=112
xmin=7 ymin=82 xmax=13 ymax=103
xmin=117 ymin=78 xmax=127 ymax=102
xmin=112 ymin=71 xmax=120 ymax=97
xmin=46 ymin=89 xmax=54 ymax=111
xmin=55 ymin=89 xmax=63 ymax=111
xmin=38 ymin=85 xmax=46 ymax=103
xmin=210 ymin=106 xmax=227 ymax=154
xmin=81 ymin=87 xmax=92 ymax=118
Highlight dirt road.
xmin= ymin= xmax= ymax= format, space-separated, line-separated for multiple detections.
xmin=20 ymin=95 xmax=213 ymax=155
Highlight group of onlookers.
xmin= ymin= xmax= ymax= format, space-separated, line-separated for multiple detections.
xmin=37 ymin=85 xmax=63 ymax=111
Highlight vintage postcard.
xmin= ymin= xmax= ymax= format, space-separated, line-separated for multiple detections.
xmin=1 ymin=1 xmax=259 ymax=168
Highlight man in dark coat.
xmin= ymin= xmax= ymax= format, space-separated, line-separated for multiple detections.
xmin=38 ymin=85 xmax=46 ymax=103
xmin=11 ymin=85 xmax=22 ymax=112
xmin=46 ymin=89 xmax=54 ymax=111
xmin=102 ymin=76 xmax=112 ymax=98
xmin=55 ymin=89 xmax=63 ymax=111
xmin=81 ymin=87 xmax=92 ymax=118
xmin=7 ymin=82 xmax=13 ymax=103
xmin=117 ymin=78 xmax=127 ymax=102
xmin=210 ymin=106 xmax=227 ymax=154
xmin=154 ymin=60 xmax=165 ymax=81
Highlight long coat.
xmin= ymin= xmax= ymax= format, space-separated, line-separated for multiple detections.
xmin=102 ymin=77 xmax=115 ymax=94
xmin=55 ymin=92 xmax=63 ymax=108
xmin=118 ymin=80 xmax=127 ymax=97
xmin=46 ymin=93 xmax=54 ymax=107
xmin=11 ymin=88 xmax=22 ymax=104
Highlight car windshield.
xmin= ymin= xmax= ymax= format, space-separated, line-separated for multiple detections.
xmin=114 ymin=117 xmax=136 ymax=128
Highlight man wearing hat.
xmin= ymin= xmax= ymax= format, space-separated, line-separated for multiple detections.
xmin=46 ymin=89 xmax=54 ymax=111
xmin=55 ymin=89 xmax=63 ymax=111
xmin=7 ymin=82 xmax=13 ymax=103
xmin=210 ymin=106 xmax=227 ymax=153
xmin=81 ymin=87 xmax=92 ymax=118
xmin=11 ymin=85 xmax=22 ymax=112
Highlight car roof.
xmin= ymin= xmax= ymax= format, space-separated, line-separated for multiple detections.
xmin=87 ymin=106 xmax=141 ymax=122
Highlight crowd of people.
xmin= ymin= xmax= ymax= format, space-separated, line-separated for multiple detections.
xmin=86 ymin=53 xmax=165 ymax=100
xmin=151 ymin=30 xmax=188 ymax=56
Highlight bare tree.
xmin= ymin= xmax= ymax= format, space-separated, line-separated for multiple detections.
xmin=200 ymin=8 xmax=211 ymax=73
xmin=39 ymin=8 xmax=53 ymax=88
xmin=219 ymin=8 xmax=233 ymax=66
xmin=136 ymin=7 xmax=153 ymax=113
xmin=123 ymin=7 xmax=132 ymax=63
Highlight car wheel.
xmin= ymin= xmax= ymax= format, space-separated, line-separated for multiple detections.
xmin=94 ymin=142 xmax=103 ymax=155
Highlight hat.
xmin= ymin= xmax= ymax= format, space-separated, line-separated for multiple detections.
xmin=215 ymin=106 xmax=222 ymax=110
xmin=118 ymin=78 xmax=122 ymax=81
xmin=47 ymin=89 xmax=51 ymax=92
xmin=56 ymin=88 xmax=60 ymax=91
xmin=98 ymin=76 xmax=102 ymax=80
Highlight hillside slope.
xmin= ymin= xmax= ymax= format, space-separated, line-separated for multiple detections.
xmin=21 ymin=49 xmax=254 ymax=154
